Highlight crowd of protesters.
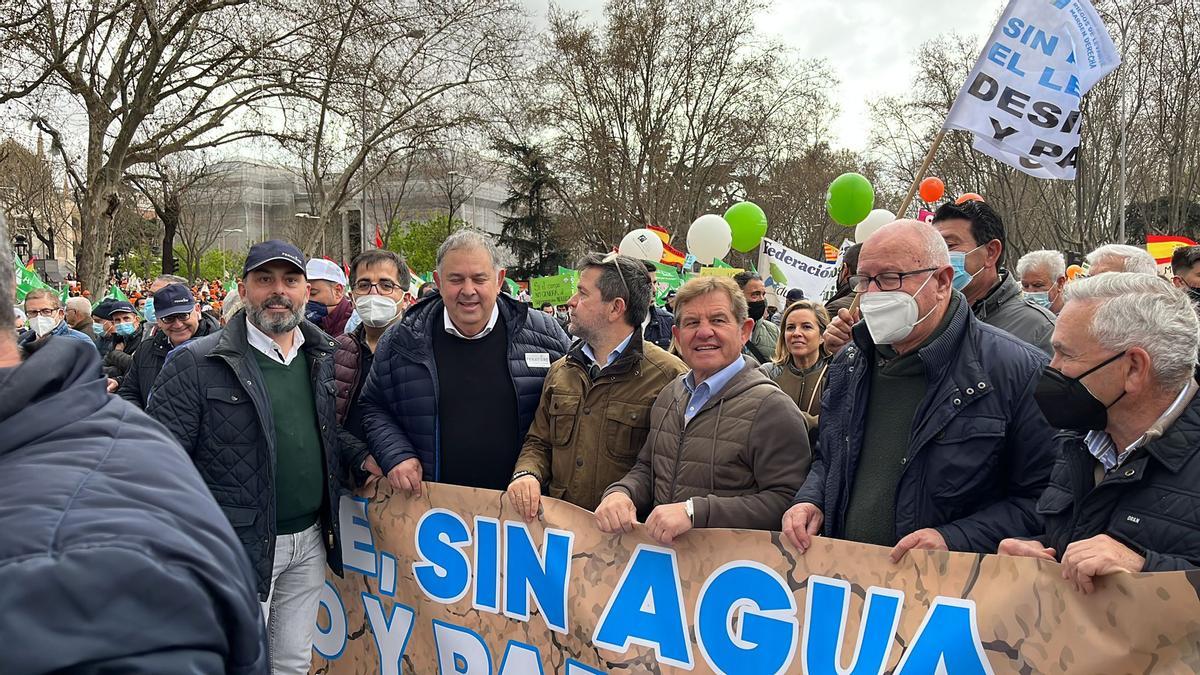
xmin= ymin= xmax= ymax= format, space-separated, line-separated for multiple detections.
xmin=5 ymin=197 xmax=1200 ymax=672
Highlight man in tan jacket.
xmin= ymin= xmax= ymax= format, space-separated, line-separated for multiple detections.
xmin=508 ymin=254 xmax=687 ymax=519
xmin=596 ymin=276 xmax=811 ymax=545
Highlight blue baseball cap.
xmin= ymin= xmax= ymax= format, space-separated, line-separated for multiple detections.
xmin=104 ymin=300 xmax=137 ymax=318
xmin=243 ymin=239 xmax=306 ymax=276
xmin=153 ymin=283 xmax=196 ymax=318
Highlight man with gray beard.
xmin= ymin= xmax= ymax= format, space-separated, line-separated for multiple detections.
xmin=148 ymin=240 xmax=361 ymax=675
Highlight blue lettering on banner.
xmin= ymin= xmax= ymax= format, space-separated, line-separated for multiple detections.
xmin=802 ymin=576 xmax=903 ymax=675
xmin=472 ymin=516 xmax=501 ymax=613
xmin=363 ymin=593 xmax=415 ymax=675
xmin=501 ymin=521 xmax=574 ymax=633
xmin=498 ymin=641 xmax=545 ymax=675
xmin=413 ymin=509 xmax=472 ymax=604
xmin=313 ymin=580 xmax=348 ymax=660
xmin=593 ymin=545 xmax=693 ymax=668
xmin=695 ymin=561 xmax=798 ymax=675
xmin=339 ymin=495 xmax=378 ymax=577
xmin=895 ymin=598 xmax=995 ymax=675
xmin=433 ymin=620 xmax=492 ymax=675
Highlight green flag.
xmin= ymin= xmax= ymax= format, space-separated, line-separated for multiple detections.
xmin=651 ymin=262 xmax=683 ymax=306
xmin=504 ymin=277 xmax=520 ymax=297
xmin=91 ymin=284 xmax=130 ymax=310
xmin=14 ymin=254 xmax=52 ymax=301
xmin=712 ymin=258 xmax=733 ymax=269
xmin=223 ymin=279 xmax=237 ymax=294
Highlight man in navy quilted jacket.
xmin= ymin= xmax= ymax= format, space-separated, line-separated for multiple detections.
xmin=360 ymin=230 xmax=570 ymax=493
xmin=0 ymin=217 xmax=267 ymax=674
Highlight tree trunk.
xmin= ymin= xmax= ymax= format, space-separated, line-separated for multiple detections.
xmin=76 ymin=183 xmax=117 ymax=295
xmin=160 ymin=195 xmax=181 ymax=275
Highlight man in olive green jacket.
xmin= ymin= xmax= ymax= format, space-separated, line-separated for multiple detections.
xmin=508 ymin=254 xmax=687 ymax=519
xmin=597 ymin=276 xmax=811 ymax=545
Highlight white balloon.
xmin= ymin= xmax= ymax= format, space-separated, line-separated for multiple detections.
xmin=618 ymin=228 xmax=665 ymax=262
xmin=854 ymin=209 xmax=898 ymax=243
xmin=686 ymin=214 xmax=732 ymax=265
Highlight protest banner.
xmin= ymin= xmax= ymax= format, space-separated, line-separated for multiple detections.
xmin=943 ymin=0 xmax=1120 ymax=180
xmin=757 ymin=237 xmax=838 ymax=301
xmin=697 ymin=267 xmax=743 ymax=278
xmin=313 ymin=483 xmax=1200 ymax=674
xmin=530 ymin=273 xmax=578 ymax=306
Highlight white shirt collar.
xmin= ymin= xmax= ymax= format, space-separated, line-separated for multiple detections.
xmin=582 ymin=330 xmax=635 ymax=369
xmin=443 ymin=304 xmax=500 ymax=340
xmin=246 ymin=318 xmax=304 ymax=366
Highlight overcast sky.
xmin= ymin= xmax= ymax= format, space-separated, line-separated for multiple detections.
xmin=521 ymin=0 xmax=1004 ymax=153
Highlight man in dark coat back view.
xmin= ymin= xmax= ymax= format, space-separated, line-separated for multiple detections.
xmin=0 ymin=218 xmax=267 ymax=674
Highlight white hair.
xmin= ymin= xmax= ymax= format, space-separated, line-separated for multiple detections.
xmin=436 ymin=229 xmax=501 ymax=273
xmin=1064 ymin=272 xmax=1199 ymax=391
xmin=1016 ymin=250 xmax=1066 ymax=280
xmin=1085 ymin=244 xmax=1158 ymax=275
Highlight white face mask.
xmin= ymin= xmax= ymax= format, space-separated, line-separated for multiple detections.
xmin=29 ymin=315 xmax=60 ymax=337
xmin=859 ymin=272 xmax=938 ymax=345
xmin=354 ymin=295 xmax=400 ymax=328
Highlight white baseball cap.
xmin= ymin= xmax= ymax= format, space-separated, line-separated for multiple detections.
xmin=306 ymin=258 xmax=348 ymax=286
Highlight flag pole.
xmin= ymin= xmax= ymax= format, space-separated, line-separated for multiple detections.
xmin=895 ymin=128 xmax=948 ymax=219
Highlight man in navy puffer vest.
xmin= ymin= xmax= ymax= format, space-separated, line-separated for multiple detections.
xmin=360 ymin=230 xmax=570 ymax=493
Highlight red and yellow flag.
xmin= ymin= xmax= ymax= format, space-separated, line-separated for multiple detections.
xmin=647 ymin=225 xmax=686 ymax=266
xmin=823 ymin=243 xmax=839 ymax=263
xmin=1146 ymin=235 xmax=1199 ymax=264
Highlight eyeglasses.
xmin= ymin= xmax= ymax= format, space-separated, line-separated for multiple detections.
xmin=353 ymin=280 xmax=401 ymax=294
xmin=601 ymin=252 xmax=631 ymax=301
xmin=158 ymin=313 xmax=192 ymax=325
xmin=25 ymin=308 xmax=60 ymax=318
xmin=848 ymin=267 xmax=939 ymax=293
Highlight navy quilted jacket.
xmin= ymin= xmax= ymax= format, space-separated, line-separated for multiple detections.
xmin=0 ymin=338 xmax=267 ymax=673
xmin=147 ymin=312 xmax=354 ymax=599
xmin=359 ymin=293 xmax=570 ymax=479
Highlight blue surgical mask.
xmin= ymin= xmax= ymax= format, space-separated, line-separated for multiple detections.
xmin=115 ymin=322 xmax=137 ymax=337
xmin=142 ymin=303 xmax=156 ymax=323
xmin=948 ymin=245 xmax=986 ymax=291
xmin=1023 ymin=291 xmax=1052 ymax=309
xmin=92 ymin=323 xmax=105 ymax=336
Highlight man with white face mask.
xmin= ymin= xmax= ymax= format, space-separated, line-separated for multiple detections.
xmin=333 ymin=249 xmax=409 ymax=480
xmin=19 ymin=289 xmax=96 ymax=352
xmin=781 ymin=219 xmax=1058 ymax=561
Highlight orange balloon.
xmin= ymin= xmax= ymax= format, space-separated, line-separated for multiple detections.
xmin=955 ymin=192 xmax=984 ymax=204
xmin=918 ymin=177 xmax=945 ymax=203
xmin=1065 ymin=264 xmax=1084 ymax=280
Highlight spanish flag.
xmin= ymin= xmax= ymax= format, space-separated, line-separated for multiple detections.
xmin=1146 ymin=235 xmax=1199 ymax=264
xmin=647 ymin=224 xmax=686 ymax=266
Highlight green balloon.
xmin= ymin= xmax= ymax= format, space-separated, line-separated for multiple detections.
xmin=826 ymin=173 xmax=875 ymax=226
xmin=724 ymin=201 xmax=768 ymax=253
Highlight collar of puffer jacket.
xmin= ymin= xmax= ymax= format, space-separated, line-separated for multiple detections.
xmin=0 ymin=338 xmax=109 ymax=454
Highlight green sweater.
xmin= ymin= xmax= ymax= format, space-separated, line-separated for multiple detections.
xmin=252 ymin=349 xmax=325 ymax=535
xmin=841 ymin=295 xmax=959 ymax=547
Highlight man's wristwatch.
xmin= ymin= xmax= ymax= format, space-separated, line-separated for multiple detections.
xmin=684 ymin=498 xmax=694 ymax=523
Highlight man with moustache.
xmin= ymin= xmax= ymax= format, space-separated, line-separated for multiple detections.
xmin=148 ymin=240 xmax=359 ymax=674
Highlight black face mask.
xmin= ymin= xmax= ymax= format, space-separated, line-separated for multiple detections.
xmin=1034 ymin=351 xmax=1127 ymax=430
xmin=748 ymin=300 xmax=767 ymax=321
xmin=1187 ymin=286 xmax=1200 ymax=304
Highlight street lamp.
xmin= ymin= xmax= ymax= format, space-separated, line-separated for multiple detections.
xmin=1107 ymin=0 xmax=1171 ymax=244
xmin=221 ymin=228 xmax=243 ymax=279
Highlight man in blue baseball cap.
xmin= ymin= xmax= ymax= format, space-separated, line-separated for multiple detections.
xmin=93 ymin=298 xmax=144 ymax=385
xmin=117 ymin=283 xmax=219 ymax=409
xmin=148 ymin=239 xmax=365 ymax=674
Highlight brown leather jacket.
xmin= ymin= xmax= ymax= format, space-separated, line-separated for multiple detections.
xmin=606 ymin=356 xmax=811 ymax=530
xmin=513 ymin=332 xmax=687 ymax=511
